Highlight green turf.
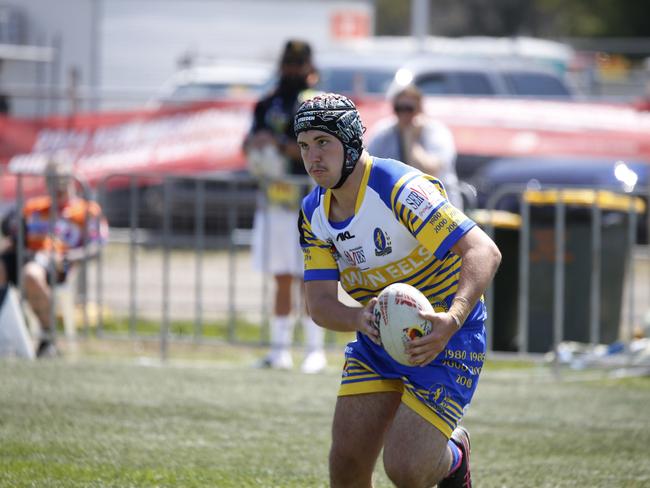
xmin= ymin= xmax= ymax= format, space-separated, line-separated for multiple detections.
xmin=86 ymin=317 xmax=355 ymax=349
xmin=1 ymin=346 xmax=649 ymax=487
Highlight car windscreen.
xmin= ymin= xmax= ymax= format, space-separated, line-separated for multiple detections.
xmin=316 ymin=68 xmax=395 ymax=95
xmin=168 ymin=82 xmax=260 ymax=101
xmin=416 ymin=72 xmax=495 ymax=96
xmin=502 ymin=72 xmax=571 ymax=97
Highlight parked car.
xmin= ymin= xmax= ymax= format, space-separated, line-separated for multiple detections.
xmin=388 ymin=56 xmax=574 ymax=99
xmin=470 ymin=155 xmax=649 ymax=241
xmin=101 ymin=171 xmax=260 ymax=242
xmin=314 ymin=53 xmax=574 ymax=100
xmin=151 ymin=60 xmax=274 ymax=107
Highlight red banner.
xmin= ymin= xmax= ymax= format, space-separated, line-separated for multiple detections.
xmin=2 ymin=96 xmax=650 ymax=201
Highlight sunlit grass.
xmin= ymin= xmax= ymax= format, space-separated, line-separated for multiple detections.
xmin=1 ymin=342 xmax=649 ymax=487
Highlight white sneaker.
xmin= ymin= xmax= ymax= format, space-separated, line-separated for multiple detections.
xmin=301 ymin=350 xmax=327 ymax=374
xmin=257 ymin=350 xmax=293 ymax=370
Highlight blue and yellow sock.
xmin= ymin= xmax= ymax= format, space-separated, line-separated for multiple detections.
xmin=447 ymin=438 xmax=463 ymax=475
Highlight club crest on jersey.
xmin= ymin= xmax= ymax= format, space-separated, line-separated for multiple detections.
xmin=373 ymin=227 xmax=392 ymax=256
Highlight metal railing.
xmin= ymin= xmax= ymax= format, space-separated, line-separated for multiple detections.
xmin=480 ymin=182 xmax=649 ymax=364
xmin=4 ymin=170 xmax=649 ymax=365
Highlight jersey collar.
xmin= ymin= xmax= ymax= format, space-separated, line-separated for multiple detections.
xmin=323 ymin=154 xmax=373 ymax=220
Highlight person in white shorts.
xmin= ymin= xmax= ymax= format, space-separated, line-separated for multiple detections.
xmin=243 ymin=39 xmax=327 ymax=373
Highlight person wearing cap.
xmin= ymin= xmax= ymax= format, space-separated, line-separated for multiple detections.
xmin=295 ymin=93 xmax=501 ymax=487
xmin=368 ymin=84 xmax=463 ymax=209
xmin=0 ymin=159 xmax=108 ymax=357
xmin=243 ymin=39 xmax=327 ymax=373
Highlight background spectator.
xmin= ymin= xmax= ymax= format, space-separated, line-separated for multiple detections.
xmin=368 ymin=84 xmax=463 ymax=208
xmin=0 ymin=158 xmax=108 ymax=357
xmin=243 ymin=39 xmax=326 ymax=373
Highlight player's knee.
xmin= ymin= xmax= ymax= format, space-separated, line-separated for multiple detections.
xmin=383 ymin=448 xmax=447 ymax=488
xmin=22 ymin=262 xmax=46 ymax=288
xmin=329 ymin=444 xmax=368 ymax=484
xmin=384 ymin=457 xmax=428 ymax=488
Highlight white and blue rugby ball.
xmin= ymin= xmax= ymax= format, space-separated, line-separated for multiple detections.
xmin=374 ymin=283 xmax=434 ymax=366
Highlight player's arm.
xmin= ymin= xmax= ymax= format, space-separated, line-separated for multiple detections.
xmin=305 ymin=280 xmax=381 ymax=345
xmin=407 ymin=226 xmax=501 ymax=366
xmin=448 ymin=225 xmax=501 ymax=322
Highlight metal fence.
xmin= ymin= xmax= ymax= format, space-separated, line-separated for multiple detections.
xmin=4 ymin=171 xmax=649 ymax=364
xmin=479 ymin=183 xmax=649 ymax=363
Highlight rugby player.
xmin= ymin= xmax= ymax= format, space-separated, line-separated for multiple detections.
xmin=295 ymin=93 xmax=501 ymax=487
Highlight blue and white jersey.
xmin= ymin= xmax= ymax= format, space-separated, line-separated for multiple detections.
xmin=299 ymin=156 xmax=481 ymax=317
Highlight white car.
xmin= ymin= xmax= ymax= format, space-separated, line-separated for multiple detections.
xmin=314 ymin=53 xmax=574 ymax=100
xmin=152 ymin=60 xmax=274 ymax=106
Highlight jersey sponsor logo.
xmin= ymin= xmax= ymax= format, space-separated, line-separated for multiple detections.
xmin=412 ymin=180 xmax=444 ymax=203
xmin=399 ymin=179 xmax=442 ymax=220
xmin=340 ymin=246 xmax=434 ymax=290
xmin=405 ymin=190 xmax=425 ymax=209
xmin=336 ymin=230 xmax=356 ymax=241
xmin=343 ymin=246 xmax=367 ymax=267
xmin=406 ymin=194 xmax=434 ymax=220
xmin=373 ymin=227 xmax=392 ymax=256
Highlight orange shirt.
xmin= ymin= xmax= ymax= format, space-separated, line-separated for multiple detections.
xmin=23 ymin=196 xmax=108 ymax=255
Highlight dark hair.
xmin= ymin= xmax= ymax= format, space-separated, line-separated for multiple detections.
xmin=280 ymin=39 xmax=312 ymax=66
xmin=391 ymin=84 xmax=423 ymax=104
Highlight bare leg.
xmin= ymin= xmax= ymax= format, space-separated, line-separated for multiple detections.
xmin=383 ymin=404 xmax=451 ymax=488
xmin=274 ymin=273 xmax=293 ymax=316
xmin=330 ymin=392 xmax=401 ymax=488
xmin=22 ymin=261 xmax=53 ymax=331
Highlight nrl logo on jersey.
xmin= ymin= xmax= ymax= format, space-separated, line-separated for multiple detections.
xmin=373 ymin=227 xmax=392 ymax=256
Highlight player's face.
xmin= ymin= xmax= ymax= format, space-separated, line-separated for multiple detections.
xmin=297 ymin=130 xmax=345 ymax=188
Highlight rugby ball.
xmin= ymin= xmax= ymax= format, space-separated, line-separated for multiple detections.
xmin=374 ymin=283 xmax=434 ymax=366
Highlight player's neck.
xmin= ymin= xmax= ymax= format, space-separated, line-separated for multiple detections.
xmin=329 ymin=152 xmax=368 ymax=220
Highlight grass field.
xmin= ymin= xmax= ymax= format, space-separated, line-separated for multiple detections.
xmin=1 ymin=341 xmax=649 ymax=487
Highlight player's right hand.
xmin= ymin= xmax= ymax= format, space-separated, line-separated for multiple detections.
xmin=358 ymin=298 xmax=381 ymax=346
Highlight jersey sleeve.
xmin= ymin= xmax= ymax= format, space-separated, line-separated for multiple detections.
xmin=298 ymin=207 xmax=339 ymax=282
xmin=392 ymin=174 xmax=475 ymax=260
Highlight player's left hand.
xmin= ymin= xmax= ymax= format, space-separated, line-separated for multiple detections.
xmin=405 ymin=310 xmax=458 ymax=367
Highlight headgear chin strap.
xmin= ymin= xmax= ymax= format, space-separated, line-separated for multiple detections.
xmin=294 ymin=93 xmax=365 ymax=189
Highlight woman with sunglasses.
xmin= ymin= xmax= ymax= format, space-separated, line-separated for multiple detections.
xmin=368 ymin=84 xmax=463 ymax=208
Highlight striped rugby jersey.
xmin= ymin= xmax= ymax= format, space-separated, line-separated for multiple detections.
xmin=299 ymin=156 xmax=476 ymax=312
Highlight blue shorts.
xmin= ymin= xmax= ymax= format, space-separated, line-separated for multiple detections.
xmin=339 ymin=303 xmax=486 ymax=438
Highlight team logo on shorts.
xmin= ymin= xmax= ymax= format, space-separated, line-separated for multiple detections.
xmin=373 ymin=227 xmax=392 ymax=256
xmin=427 ymin=384 xmax=450 ymax=415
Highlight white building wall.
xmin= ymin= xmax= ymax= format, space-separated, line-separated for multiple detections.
xmin=3 ymin=0 xmax=373 ymax=115
xmin=1 ymin=0 xmax=99 ymax=115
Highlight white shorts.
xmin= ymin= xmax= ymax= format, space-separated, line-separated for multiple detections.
xmin=251 ymin=206 xmax=303 ymax=276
